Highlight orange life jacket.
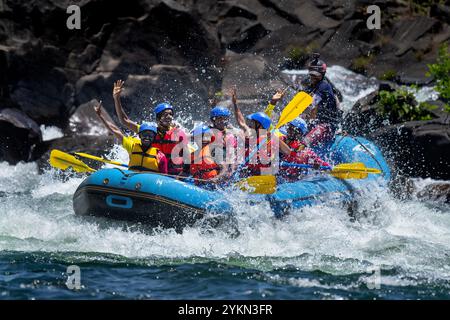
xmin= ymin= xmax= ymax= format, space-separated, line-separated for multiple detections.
xmin=190 ymin=144 xmax=220 ymax=182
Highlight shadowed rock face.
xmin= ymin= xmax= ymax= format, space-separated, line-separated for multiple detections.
xmin=0 ymin=108 xmax=42 ymax=164
xmin=416 ymin=182 xmax=450 ymax=204
xmin=0 ymin=0 xmax=449 ymax=172
xmin=344 ymin=83 xmax=450 ymax=180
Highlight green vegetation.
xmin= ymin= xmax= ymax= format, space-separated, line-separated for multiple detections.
xmin=377 ymin=87 xmax=436 ymax=122
xmin=380 ymin=70 xmax=398 ymax=81
xmin=378 ymin=42 xmax=450 ymax=121
xmin=286 ymin=42 xmax=318 ymax=68
xmin=350 ymin=55 xmax=374 ymax=75
xmin=408 ymin=0 xmax=446 ymax=16
xmin=426 ymin=42 xmax=450 ymax=113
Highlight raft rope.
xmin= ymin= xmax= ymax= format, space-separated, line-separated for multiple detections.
xmin=338 ymin=131 xmax=386 ymax=177
xmin=112 ymin=167 xmax=213 ymax=183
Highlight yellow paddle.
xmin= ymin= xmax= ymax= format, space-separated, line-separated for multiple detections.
xmin=330 ymin=162 xmax=381 ymax=179
xmin=51 ymin=150 xmax=216 ymax=184
xmin=49 ymin=150 xmax=96 ymax=173
xmin=235 ymin=175 xmax=276 ymax=194
xmin=274 ymin=91 xmax=313 ymax=129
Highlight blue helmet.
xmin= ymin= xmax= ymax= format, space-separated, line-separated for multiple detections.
xmin=246 ymin=112 xmax=271 ymax=130
xmin=154 ymin=103 xmax=173 ymax=117
xmin=191 ymin=124 xmax=212 ymax=137
xmin=278 ymin=126 xmax=287 ymax=135
xmin=210 ymin=106 xmax=231 ymax=119
xmin=288 ymin=118 xmax=308 ymax=135
xmin=139 ymin=122 xmax=158 ymax=134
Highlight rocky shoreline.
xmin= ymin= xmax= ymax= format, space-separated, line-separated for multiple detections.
xmin=0 ymin=0 xmax=449 ymax=188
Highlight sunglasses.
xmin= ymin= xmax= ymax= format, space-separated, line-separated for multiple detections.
xmin=159 ymin=111 xmax=173 ymax=119
xmin=139 ymin=132 xmax=156 ymax=139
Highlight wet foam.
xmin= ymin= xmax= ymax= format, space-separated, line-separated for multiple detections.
xmin=1 ymin=160 xmax=449 ymax=284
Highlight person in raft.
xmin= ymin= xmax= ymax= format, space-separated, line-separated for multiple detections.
xmin=187 ymin=124 xmax=225 ymax=187
xmin=278 ymin=118 xmax=330 ymax=180
xmin=94 ymin=101 xmax=168 ymax=174
xmin=301 ymin=53 xmax=343 ymax=148
xmin=231 ymin=88 xmax=293 ymax=177
xmin=112 ymin=80 xmax=188 ymax=175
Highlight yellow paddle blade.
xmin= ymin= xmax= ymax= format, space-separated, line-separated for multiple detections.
xmin=50 ymin=150 xmax=95 ymax=173
xmin=330 ymin=162 xmax=381 ymax=179
xmin=330 ymin=171 xmax=368 ymax=179
xmin=275 ymin=91 xmax=313 ymax=129
xmin=332 ymin=162 xmax=382 ymax=174
xmin=235 ymin=175 xmax=277 ymax=194
xmin=75 ymin=152 xmax=124 ymax=166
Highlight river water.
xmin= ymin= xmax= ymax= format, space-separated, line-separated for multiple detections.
xmin=0 ymin=67 xmax=449 ymax=300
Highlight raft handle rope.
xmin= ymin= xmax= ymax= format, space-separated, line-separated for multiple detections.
xmin=339 ymin=131 xmax=386 ymax=177
xmin=113 ymin=166 xmax=214 ymax=183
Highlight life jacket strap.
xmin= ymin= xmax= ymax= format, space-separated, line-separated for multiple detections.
xmin=131 ymin=151 xmax=157 ymax=159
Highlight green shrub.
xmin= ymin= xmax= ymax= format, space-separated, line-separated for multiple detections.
xmin=426 ymin=42 xmax=450 ymax=113
xmin=286 ymin=43 xmax=318 ymax=68
xmin=351 ymin=55 xmax=374 ymax=75
xmin=377 ymin=87 xmax=436 ymax=122
xmin=380 ymin=70 xmax=398 ymax=81
xmin=408 ymin=0 xmax=446 ymax=16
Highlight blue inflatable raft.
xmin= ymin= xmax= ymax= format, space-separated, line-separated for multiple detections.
xmin=73 ymin=135 xmax=390 ymax=230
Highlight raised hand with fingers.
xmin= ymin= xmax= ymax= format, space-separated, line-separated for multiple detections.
xmin=112 ymin=79 xmax=139 ymax=133
xmin=113 ymin=80 xmax=124 ymax=99
xmin=270 ymin=87 xmax=288 ymax=105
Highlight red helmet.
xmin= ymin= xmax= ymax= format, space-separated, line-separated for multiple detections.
xmin=308 ymin=53 xmax=327 ymax=76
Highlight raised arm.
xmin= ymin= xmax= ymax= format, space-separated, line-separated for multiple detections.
xmin=94 ymin=101 xmax=124 ymax=141
xmin=264 ymin=87 xmax=287 ymax=118
xmin=112 ymin=80 xmax=139 ymax=133
xmin=231 ymin=87 xmax=251 ymax=135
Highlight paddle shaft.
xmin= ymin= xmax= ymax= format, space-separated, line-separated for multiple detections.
xmin=280 ymin=162 xmax=380 ymax=173
xmin=74 ymin=152 xmax=128 ymax=167
xmin=280 ymin=162 xmax=331 ymax=171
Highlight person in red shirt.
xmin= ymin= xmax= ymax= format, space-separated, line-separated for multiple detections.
xmin=231 ymin=88 xmax=293 ymax=177
xmin=279 ymin=118 xmax=330 ymax=180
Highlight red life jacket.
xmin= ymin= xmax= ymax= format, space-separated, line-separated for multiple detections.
xmin=280 ymin=136 xmax=330 ymax=178
xmin=283 ymin=138 xmax=305 ymax=153
xmin=190 ymin=145 xmax=220 ymax=183
xmin=244 ymin=134 xmax=273 ymax=176
xmin=152 ymin=127 xmax=186 ymax=174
